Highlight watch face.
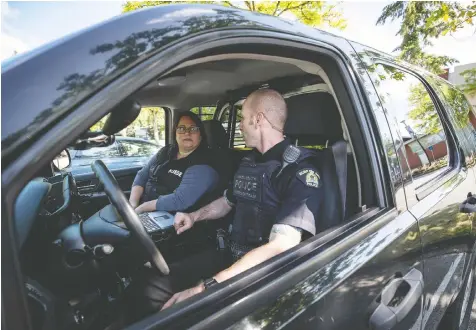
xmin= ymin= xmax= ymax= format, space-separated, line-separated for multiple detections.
xmin=204 ymin=278 xmax=217 ymax=289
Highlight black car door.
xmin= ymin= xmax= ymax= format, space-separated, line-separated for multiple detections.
xmin=357 ymin=53 xmax=476 ymax=329
xmin=72 ymin=163 xmax=143 ymax=218
xmin=70 ymin=141 xmax=143 ymax=216
xmin=158 ymin=35 xmax=426 ymax=330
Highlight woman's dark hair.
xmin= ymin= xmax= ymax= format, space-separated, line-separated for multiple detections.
xmin=173 ymin=110 xmax=208 ymax=149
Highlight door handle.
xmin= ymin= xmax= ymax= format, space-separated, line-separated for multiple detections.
xmin=459 ymin=192 xmax=476 ymax=214
xmin=369 ymin=268 xmax=424 ymax=330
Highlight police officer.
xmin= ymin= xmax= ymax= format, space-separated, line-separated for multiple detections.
xmin=125 ymin=89 xmax=322 ymax=320
xmin=129 ymin=111 xmax=223 ymax=214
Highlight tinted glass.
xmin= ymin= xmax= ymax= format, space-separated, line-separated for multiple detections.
xmin=219 ymin=104 xmax=245 ymax=148
xmin=80 ymin=143 xmax=121 ymax=158
xmin=372 ymin=64 xmax=449 ymax=187
xmin=425 ymin=75 xmax=476 ymax=163
xmin=121 ymin=141 xmax=158 ymax=157
xmin=233 ymin=106 xmax=246 ymax=148
xmin=219 ymin=105 xmax=231 ymax=133
xmin=190 ymin=106 xmax=216 ymax=121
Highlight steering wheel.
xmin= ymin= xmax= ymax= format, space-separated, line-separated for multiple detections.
xmin=91 ymin=160 xmax=170 ymax=275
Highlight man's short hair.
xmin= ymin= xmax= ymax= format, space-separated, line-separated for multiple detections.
xmin=246 ymin=88 xmax=287 ymax=127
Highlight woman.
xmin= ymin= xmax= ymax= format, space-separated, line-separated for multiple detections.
xmin=129 ymin=111 xmax=221 ymax=214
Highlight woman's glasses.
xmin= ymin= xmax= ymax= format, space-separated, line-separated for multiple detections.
xmin=176 ymin=126 xmax=200 ymax=134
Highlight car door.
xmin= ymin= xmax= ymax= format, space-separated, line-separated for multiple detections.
xmin=70 ymin=141 xmax=145 ymax=217
xmin=154 ymin=35 xmax=426 ymax=330
xmin=354 ymin=49 xmax=476 ymax=329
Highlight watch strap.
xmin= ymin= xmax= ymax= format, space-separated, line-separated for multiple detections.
xmin=203 ymin=277 xmax=218 ymax=290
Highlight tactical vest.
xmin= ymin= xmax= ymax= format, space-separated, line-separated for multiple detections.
xmin=142 ymin=145 xmax=222 ymax=212
xmin=231 ymin=146 xmax=317 ymax=249
xmin=143 ymin=145 xmax=174 ymax=202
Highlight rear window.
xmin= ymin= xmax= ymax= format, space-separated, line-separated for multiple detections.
xmin=219 ymin=105 xmax=246 ymax=148
xmin=370 ymin=64 xmax=450 ymax=188
xmin=190 ymin=106 xmax=216 ymax=121
xmin=425 ymin=75 xmax=476 ymax=160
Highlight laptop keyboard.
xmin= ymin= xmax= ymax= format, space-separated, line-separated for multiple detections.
xmin=139 ymin=213 xmax=161 ymax=233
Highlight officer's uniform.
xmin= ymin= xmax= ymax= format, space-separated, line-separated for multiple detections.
xmin=226 ymin=138 xmax=320 ymax=260
xmin=125 ymin=138 xmax=323 ymax=322
xmin=134 ymin=144 xmax=223 ymax=212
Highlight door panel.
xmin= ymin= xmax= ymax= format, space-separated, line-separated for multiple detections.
xmin=225 ymin=210 xmax=423 ymax=330
xmin=352 ymin=46 xmax=476 ymax=330
xmin=407 ymin=171 xmax=471 ymax=329
xmin=73 ymin=165 xmax=142 ymax=217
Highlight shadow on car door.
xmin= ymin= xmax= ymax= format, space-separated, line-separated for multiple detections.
xmin=72 ymin=163 xmax=143 ymax=218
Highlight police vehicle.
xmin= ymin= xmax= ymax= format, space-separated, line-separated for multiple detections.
xmin=2 ymin=4 xmax=476 ymax=330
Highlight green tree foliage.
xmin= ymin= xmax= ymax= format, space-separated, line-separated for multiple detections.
xmin=377 ymin=1 xmax=476 ymax=74
xmin=122 ymin=1 xmax=347 ymax=29
xmin=190 ymin=106 xmax=216 ymax=120
xmin=408 ymin=84 xmax=442 ymax=135
xmin=461 ymin=68 xmax=476 ymax=96
xmin=89 ymin=107 xmax=166 ymax=144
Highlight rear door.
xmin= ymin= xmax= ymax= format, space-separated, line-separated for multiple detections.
xmin=359 ymin=53 xmax=476 ymax=329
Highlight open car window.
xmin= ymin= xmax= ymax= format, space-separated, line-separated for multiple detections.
xmin=121 ymin=140 xmax=159 ymax=157
xmin=79 ymin=143 xmax=121 ymax=158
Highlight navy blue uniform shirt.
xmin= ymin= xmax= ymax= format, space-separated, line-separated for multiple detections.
xmin=226 ymin=139 xmax=321 ymax=236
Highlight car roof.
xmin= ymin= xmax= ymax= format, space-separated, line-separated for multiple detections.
xmin=1 ymin=4 xmax=391 ymax=159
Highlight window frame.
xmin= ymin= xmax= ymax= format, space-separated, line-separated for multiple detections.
xmin=372 ymin=60 xmax=461 ymax=200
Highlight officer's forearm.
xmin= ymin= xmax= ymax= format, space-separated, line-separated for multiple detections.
xmin=191 ymin=197 xmax=232 ymax=223
xmin=214 ymin=239 xmax=293 ymax=283
xmin=129 ymin=186 xmax=144 ymax=208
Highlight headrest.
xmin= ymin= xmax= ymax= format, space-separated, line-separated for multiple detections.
xmin=284 ymin=92 xmax=343 ymax=144
xmin=203 ymin=120 xmax=228 ymax=149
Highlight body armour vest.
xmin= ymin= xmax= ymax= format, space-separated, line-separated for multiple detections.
xmin=231 ymin=146 xmax=317 ymax=249
xmin=143 ymin=145 xmax=174 ymax=202
xmin=142 ymin=145 xmax=218 ymax=211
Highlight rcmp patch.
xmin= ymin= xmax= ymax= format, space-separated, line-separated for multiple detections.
xmin=296 ymin=168 xmax=321 ymax=188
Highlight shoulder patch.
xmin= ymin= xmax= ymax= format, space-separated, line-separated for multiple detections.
xmin=296 ymin=168 xmax=321 ymax=188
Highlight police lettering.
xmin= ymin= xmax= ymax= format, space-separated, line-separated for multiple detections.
xmin=234 ymin=179 xmax=257 ymax=192
xmin=233 ymin=174 xmax=260 ymax=200
xmin=168 ymin=169 xmax=183 ymax=177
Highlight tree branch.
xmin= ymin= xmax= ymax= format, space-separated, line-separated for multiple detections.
xmin=272 ymin=1 xmax=281 ymax=16
xmin=222 ymin=1 xmax=240 ymax=9
xmin=451 ymin=12 xmax=476 ymax=32
xmin=277 ymin=2 xmax=310 ymax=16
xmin=244 ymin=1 xmax=252 ymax=11
xmin=300 ymin=6 xmax=312 ymax=23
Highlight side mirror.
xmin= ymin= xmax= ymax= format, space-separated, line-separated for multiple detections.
xmin=52 ymin=149 xmax=71 ymax=171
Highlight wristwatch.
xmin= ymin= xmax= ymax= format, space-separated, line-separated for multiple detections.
xmin=203 ymin=277 xmax=218 ymax=290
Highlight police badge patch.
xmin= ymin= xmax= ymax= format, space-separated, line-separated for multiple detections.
xmin=296 ymin=168 xmax=321 ymax=188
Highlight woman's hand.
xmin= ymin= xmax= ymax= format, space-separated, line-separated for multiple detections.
xmin=134 ymin=200 xmax=157 ymax=214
